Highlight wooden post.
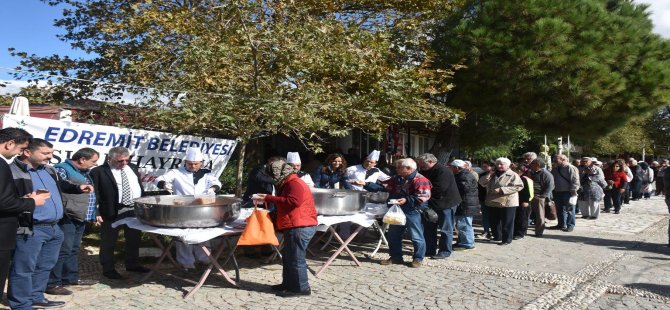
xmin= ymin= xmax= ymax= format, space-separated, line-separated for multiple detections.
xmin=235 ymin=141 xmax=246 ymax=198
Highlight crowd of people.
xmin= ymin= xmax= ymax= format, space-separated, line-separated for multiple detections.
xmin=2 ymin=124 xmax=669 ymax=307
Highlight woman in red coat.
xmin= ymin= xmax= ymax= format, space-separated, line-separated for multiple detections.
xmin=604 ymin=159 xmax=628 ymax=214
xmin=254 ymin=157 xmax=317 ymax=297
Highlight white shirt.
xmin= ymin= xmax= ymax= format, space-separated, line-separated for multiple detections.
xmin=155 ymin=167 xmax=222 ymax=195
xmin=299 ymin=173 xmax=315 ymax=188
xmin=345 ymin=164 xmax=390 ymax=191
xmin=111 ymin=165 xmax=142 ymax=204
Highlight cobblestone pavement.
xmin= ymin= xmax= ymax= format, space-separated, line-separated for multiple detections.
xmin=2 ymin=196 xmax=669 ymax=309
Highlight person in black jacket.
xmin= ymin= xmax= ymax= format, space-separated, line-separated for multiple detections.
xmin=0 ymin=128 xmax=49 ymax=305
xmin=417 ymin=153 xmax=462 ymax=259
xmin=450 ymin=160 xmax=479 ymax=250
xmin=90 ymin=146 xmax=149 ymax=280
xmin=242 ymin=158 xmax=277 ymax=204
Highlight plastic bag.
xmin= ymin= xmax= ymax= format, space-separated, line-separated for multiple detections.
xmin=383 ymin=204 xmax=406 ymax=225
xmin=568 ymin=195 xmax=578 ymax=206
xmin=237 ymin=207 xmax=279 ymax=246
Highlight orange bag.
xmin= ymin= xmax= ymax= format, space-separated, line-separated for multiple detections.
xmin=237 ymin=207 xmax=279 ymax=246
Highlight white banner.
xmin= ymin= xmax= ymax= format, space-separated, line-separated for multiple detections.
xmin=2 ymin=115 xmax=237 ymax=191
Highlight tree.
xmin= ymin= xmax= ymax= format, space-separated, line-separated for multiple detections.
xmin=430 ymin=0 xmax=670 ymax=154
xmin=10 ymin=0 xmax=461 ymax=194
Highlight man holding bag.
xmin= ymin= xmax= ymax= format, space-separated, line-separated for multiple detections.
xmin=253 ymin=157 xmax=317 ymax=297
xmin=380 ymin=158 xmax=432 ymax=268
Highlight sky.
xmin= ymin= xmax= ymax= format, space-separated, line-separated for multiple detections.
xmin=1 ymin=0 xmax=670 ymax=95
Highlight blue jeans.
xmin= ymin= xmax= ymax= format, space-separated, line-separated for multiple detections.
xmin=422 ymin=207 xmax=454 ymax=257
xmin=49 ymin=218 xmax=87 ymax=287
xmin=480 ymin=203 xmax=490 ymax=233
xmin=554 ymin=191 xmax=575 ymax=229
xmin=280 ymin=226 xmax=316 ymax=292
xmin=388 ymin=205 xmax=426 ymax=261
xmin=455 ymin=216 xmax=475 ymax=248
xmin=8 ymin=224 xmax=64 ymax=310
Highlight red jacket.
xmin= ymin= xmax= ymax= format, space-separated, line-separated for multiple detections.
xmin=265 ymin=174 xmax=317 ymax=230
xmin=605 ymin=169 xmax=627 ymax=189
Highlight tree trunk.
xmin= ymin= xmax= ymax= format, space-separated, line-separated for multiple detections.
xmin=235 ymin=141 xmax=246 ymax=197
xmin=429 ymin=122 xmax=459 ymax=165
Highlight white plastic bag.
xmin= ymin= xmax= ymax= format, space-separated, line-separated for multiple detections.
xmin=383 ymin=204 xmax=406 ymax=225
xmin=568 ymin=195 xmax=578 ymax=206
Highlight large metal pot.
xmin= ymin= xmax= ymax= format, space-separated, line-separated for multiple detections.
xmin=134 ymin=195 xmax=241 ymax=228
xmin=311 ymin=188 xmax=366 ymax=215
xmin=365 ymin=192 xmax=389 ymax=203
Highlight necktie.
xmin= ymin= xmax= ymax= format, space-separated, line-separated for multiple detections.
xmin=120 ymin=169 xmax=134 ymax=206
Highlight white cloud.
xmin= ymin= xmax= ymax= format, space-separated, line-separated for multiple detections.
xmin=636 ymin=0 xmax=670 ymax=38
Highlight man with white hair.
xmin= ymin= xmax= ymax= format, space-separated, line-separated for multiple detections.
xmin=479 ymin=157 xmax=523 ymax=245
xmin=628 ymin=158 xmax=643 ymax=201
xmin=346 ymin=150 xmax=389 ymax=191
xmin=551 ymin=154 xmax=580 ymax=232
xmin=286 ymin=152 xmax=314 ymax=187
xmin=155 ymin=148 xmax=222 ymax=270
xmin=381 ymin=158 xmax=432 ymax=267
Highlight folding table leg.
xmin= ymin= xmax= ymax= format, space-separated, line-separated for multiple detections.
xmin=369 ymin=222 xmax=389 ymax=257
xmin=314 ymin=225 xmax=363 ymax=278
xmin=141 ymin=238 xmax=176 ymax=282
xmin=183 ymin=242 xmax=238 ymax=299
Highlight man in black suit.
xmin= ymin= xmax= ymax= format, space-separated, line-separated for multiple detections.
xmin=90 ymin=146 xmax=149 ymax=279
xmin=0 ymin=128 xmax=49 ymax=303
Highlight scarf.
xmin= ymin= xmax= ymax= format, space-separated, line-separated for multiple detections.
xmin=268 ymin=160 xmax=294 ymax=187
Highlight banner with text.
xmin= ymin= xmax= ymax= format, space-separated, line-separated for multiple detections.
xmin=3 ymin=114 xmax=237 ymax=191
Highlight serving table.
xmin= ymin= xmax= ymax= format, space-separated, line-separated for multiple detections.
xmin=311 ymin=213 xmax=377 ymax=277
xmin=112 ymin=210 xmax=251 ymax=299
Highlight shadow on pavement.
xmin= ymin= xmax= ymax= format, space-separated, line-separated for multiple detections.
xmin=541 ymin=233 xmax=670 ymax=256
xmin=624 ymin=283 xmax=670 ymax=298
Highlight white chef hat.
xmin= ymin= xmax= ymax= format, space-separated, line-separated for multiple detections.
xmin=367 ymin=150 xmax=380 ymax=161
xmin=287 ymin=152 xmax=301 ymax=164
xmin=184 ymin=147 xmax=204 ymax=161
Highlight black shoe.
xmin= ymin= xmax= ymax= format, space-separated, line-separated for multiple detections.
xmin=547 ymin=225 xmax=562 ymax=230
xmin=535 ymin=233 xmax=543 ymax=238
xmin=430 ymin=253 xmax=450 ymax=259
xmin=513 ymin=235 xmax=524 ymax=240
xmin=277 ymin=288 xmax=311 ymax=297
xmin=32 ymin=299 xmax=66 ymax=309
xmin=270 ymin=284 xmax=285 ymax=291
xmin=45 ymin=286 xmax=72 ymax=296
xmin=614 ymin=211 xmax=620 ymax=214
xmin=103 ymin=270 xmax=123 ymax=279
xmin=589 ymin=216 xmax=597 ymax=220
xmin=126 ymin=266 xmax=151 ymax=273
xmin=498 ymin=242 xmax=511 ymax=246
xmin=602 ymin=209 xmax=610 ymax=213
xmin=562 ymin=226 xmax=574 ymax=232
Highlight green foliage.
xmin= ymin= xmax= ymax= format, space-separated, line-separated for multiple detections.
xmin=432 ymin=0 xmax=670 ymax=142
xmin=11 ymin=0 xmax=461 ymax=149
xmin=588 ymin=116 xmax=653 ymax=155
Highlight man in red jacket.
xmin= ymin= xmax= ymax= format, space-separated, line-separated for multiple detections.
xmin=253 ymin=157 xmax=317 ymax=297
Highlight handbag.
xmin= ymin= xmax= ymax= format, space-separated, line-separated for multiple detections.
xmin=237 ymin=207 xmax=280 ymax=246
xmin=488 ymin=195 xmax=509 ymax=207
xmin=545 ymin=199 xmax=558 ymax=221
xmin=420 ymin=207 xmax=438 ymax=223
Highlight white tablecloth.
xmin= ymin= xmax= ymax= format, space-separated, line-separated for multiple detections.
xmin=111 ymin=208 xmax=253 ymax=244
xmin=112 ymin=208 xmax=377 ymax=242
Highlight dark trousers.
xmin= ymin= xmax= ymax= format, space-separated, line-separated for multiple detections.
xmin=49 ymin=218 xmax=87 ymax=286
xmin=489 ymin=206 xmax=517 ymax=243
xmin=611 ymin=190 xmax=623 ymax=212
xmin=631 ymin=180 xmax=643 ymax=200
xmin=624 ymin=183 xmax=631 ymax=204
xmin=513 ymin=204 xmax=531 ymax=237
xmin=280 ymin=226 xmax=316 ymax=292
xmin=0 ymin=249 xmax=10 ymax=302
xmin=656 ymin=177 xmax=665 ymax=196
xmin=99 ymin=211 xmax=142 ymax=273
xmin=423 ymin=207 xmax=455 ymax=257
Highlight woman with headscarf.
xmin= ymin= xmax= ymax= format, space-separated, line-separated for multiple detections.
xmin=312 ymin=153 xmax=353 ymax=190
xmin=253 ymin=157 xmax=318 ymax=297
